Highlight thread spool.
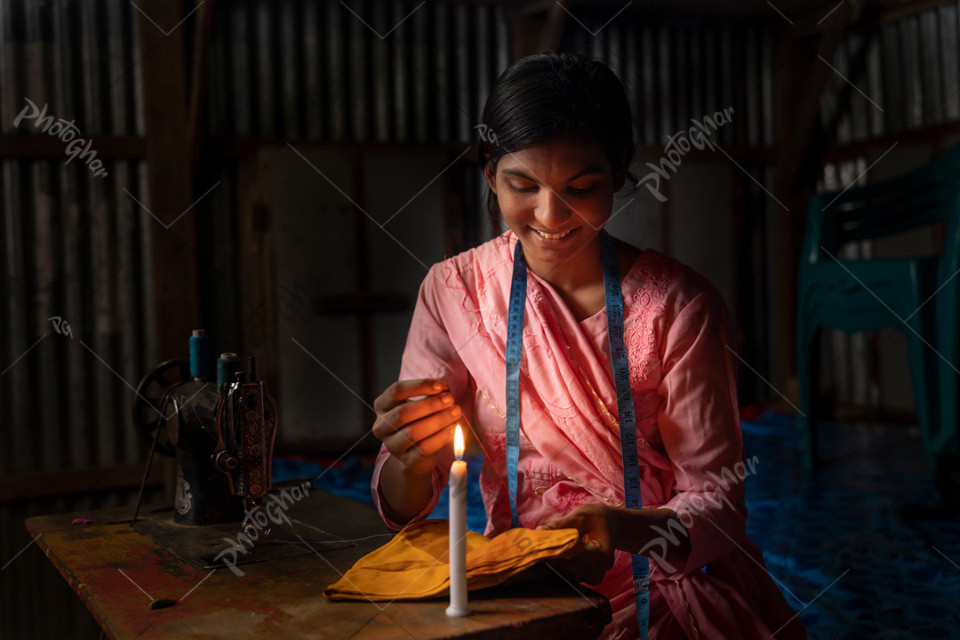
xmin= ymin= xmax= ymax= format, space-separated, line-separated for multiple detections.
xmin=189 ymin=329 xmax=212 ymax=380
xmin=217 ymin=352 xmax=241 ymax=388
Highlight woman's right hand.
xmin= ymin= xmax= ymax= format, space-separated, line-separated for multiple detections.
xmin=372 ymin=378 xmax=463 ymax=477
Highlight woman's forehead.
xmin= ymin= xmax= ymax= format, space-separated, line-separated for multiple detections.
xmin=497 ymin=137 xmax=610 ymax=175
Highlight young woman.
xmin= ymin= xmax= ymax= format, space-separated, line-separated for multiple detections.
xmin=371 ymin=52 xmax=806 ymax=640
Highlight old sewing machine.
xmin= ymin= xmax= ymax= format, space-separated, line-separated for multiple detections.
xmin=130 ymin=329 xmax=348 ymax=572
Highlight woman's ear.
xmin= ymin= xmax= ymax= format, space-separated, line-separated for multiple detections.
xmin=483 ymin=160 xmax=497 ymax=194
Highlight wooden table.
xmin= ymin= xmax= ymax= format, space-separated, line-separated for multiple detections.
xmin=25 ymin=487 xmax=610 ymax=639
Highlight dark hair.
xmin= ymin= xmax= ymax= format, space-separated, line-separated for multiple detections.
xmin=477 ymin=52 xmax=636 ymax=232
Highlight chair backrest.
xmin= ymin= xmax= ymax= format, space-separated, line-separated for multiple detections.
xmin=802 ymin=144 xmax=960 ymax=264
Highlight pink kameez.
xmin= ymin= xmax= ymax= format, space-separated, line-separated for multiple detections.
xmin=372 ymin=231 xmax=806 ymax=640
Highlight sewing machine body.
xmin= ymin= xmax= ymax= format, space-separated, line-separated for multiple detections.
xmin=133 ymin=331 xmax=279 ymax=529
xmin=163 ymin=378 xmax=244 ymax=525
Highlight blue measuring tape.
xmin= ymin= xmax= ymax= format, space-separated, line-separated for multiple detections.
xmin=505 ymin=240 xmax=528 ymax=530
xmin=505 ymin=230 xmax=649 ymax=638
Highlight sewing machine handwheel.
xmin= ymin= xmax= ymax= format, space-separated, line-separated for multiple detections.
xmin=132 ymin=358 xmax=189 ymax=458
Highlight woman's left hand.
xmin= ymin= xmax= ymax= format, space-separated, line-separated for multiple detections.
xmin=538 ymin=504 xmax=618 ymax=585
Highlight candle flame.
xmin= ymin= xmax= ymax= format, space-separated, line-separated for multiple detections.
xmin=454 ymin=424 xmax=464 ymax=459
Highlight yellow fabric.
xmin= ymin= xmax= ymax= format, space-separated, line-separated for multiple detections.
xmin=323 ymin=520 xmax=579 ymax=601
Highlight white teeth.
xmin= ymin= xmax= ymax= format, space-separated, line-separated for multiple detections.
xmin=534 ymin=228 xmax=573 ymax=240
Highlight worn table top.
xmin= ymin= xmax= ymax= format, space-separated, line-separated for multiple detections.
xmin=25 ymin=486 xmax=610 ymax=639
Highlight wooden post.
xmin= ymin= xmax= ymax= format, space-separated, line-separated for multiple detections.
xmin=350 ymin=151 xmax=376 ymax=422
xmin=507 ymin=0 xmax=566 ymax=61
xmin=772 ymin=6 xmax=852 ymax=394
xmin=237 ymin=151 xmax=280 ymax=400
xmin=188 ymin=0 xmax=215 ymax=168
xmin=137 ymin=0 xmax=200 ymax=359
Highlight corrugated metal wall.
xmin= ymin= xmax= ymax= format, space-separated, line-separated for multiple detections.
xmin=819 ymin=3 xmax=960 ymax=139
xmin=203 ymin=1 xmax=773 ymax=146
xmin=562 ymin=15 xmax=775 ymax=148
xmin=1 ymin=0 xmax=155 ymax=637
xmin=203 ymin=0 xmax=510 ymax=142
xmin=1 ymin=2 xmax=151 ymax=469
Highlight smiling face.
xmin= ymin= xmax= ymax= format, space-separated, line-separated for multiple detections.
xmin=484 ymin=135 xmax=626 ymax=284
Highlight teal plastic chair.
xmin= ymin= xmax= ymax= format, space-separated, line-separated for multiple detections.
xmin=797 ymin=145 xmax=960 ymax=497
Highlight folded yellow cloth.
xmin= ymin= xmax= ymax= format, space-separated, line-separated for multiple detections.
xmin=324 ymin=520 xmax=579 ymax=601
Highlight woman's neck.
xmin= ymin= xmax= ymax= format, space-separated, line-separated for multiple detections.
xmin=524 ymin=235 xmax=605 ymax=295
xmin=523 ymin=236 xmax=642 ymax=321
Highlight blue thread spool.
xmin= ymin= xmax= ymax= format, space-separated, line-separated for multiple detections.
xmin=189 ymin=329 xmax=212 ymax=380
xmin=217 ymin=352 xmax=241 ymax=388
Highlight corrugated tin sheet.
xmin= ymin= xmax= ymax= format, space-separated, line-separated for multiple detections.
xmin=822 ymin=3 xmax=960 ymax=141
xmin=561 ymin=17 xmax=774 ymax=147
xmin=1 ymin=0 xmax=151 ymax=475
xmin=204 ymin=0 xmax=510 ymax=143
xmin=1 ymin=0 xmax=153 ymax=636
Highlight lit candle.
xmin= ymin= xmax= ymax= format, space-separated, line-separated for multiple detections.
xmin=446 ymin=423 xmax=471 ymax=617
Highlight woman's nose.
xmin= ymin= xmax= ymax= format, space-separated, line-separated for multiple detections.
xmin=534 ymin=189 xmax=571 ymax=228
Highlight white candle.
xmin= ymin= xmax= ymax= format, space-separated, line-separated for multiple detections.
xmin=446 ymin=424 xmax=471 ymax=617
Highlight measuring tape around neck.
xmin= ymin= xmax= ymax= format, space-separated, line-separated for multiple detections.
xmin=505 ymin=230 xmax=649 ymax=638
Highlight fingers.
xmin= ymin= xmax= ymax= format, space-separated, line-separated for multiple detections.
xmin=382 ymin=415 xmax=459 ymax=477
xmin=556 ymin=534 xmax=612 ymax=585
xmin=382 ymin=392 xmax=459 ymax=436
xmin=541 ymin=514 xmax=575 ymax=530
xmin=408 ymin=419 xmax=460 ymax=457
xmin=370 ymin=378 xmax=463 ymax=477
xmin=541 ymin=506 xmax=588 ymax=531
xmin=373 ymin=378 xmax=449 ymax=414
xmin=395 ymin=420 xmax=460 ymax=470
xmin=384 ymin=405 xmax=462 ymax=458
xmin=372 ymin=393 xmax=461 ymax=443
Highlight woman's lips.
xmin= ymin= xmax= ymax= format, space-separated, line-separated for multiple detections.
xmin=531 ymin=226 xmax=578 ymax=242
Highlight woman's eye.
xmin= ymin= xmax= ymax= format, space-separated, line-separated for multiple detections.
xmin=510 ymin=183 xmax=538 ymax=194
xmin=568 ymin=185 xmax=596 ymax=196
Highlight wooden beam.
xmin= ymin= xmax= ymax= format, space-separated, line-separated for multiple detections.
xmin=772 ymin=3 xmax=854 ymax=393
xmin=212 ymin=138 xmax=777 ymax=166
xmin=0 ymin=463 xmax=165 ymax=503
xmin=275 ymin=432 xmax=381 ymax=458
xmin=188 ymin=0 xmax=215 ymax=167
xmin=506 ymin=0 xmax=566 ymax=60
xmin=789 ymin=0 xmax=957 ymax=39
xmin=137 ymin=0 xmax=200 ymax=360
xmin=313 ymin=292 xmax=408 ymax=315
xmin=219 ymin=138 xmax=477 ymax=159
xmin=822 ymin=119 xmax=960 ymax=163
xmin=350 ymin=151 xmax=377 ymax=424
xmin=777 ymin=5 xmax=851 ymax=193
xmin=237 ymin=150 xmax=281 ymax=402
xmin=0 ymin=135 xmax=146 ymax=159
xmin=818 ymin=25 xmax=879 ymax=157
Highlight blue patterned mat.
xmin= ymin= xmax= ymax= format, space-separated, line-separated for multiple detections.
xmin=274 ymin=414 xmax=960 ymax=638
xmin=741 ymin=413 xmax=960 ymax=639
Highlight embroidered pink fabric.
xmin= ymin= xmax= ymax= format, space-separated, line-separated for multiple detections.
xmin=372 ymin=231 xmax=806 ymax=640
